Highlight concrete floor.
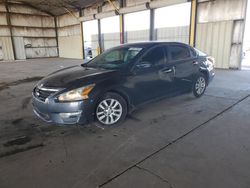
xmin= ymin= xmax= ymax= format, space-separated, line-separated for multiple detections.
xmin=0 ymin=58 xmax=250 ymax=188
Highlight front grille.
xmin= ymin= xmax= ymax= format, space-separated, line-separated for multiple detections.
xmin=33 ymin=87 xmax=57 ymax=102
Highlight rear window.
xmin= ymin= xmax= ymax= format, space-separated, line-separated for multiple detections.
xmin=169 ymin=45 xmax=191 ymax=61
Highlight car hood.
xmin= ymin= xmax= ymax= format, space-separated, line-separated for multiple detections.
xmin=37 ymin=65 xmax=116 ymax=88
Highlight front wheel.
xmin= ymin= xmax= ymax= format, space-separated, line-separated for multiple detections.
xmin=95 ymin=92 xmax=127 ymax=126
xmin=192 ymin=73 xmax=207 ymax=98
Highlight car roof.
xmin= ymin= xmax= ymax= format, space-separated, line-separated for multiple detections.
xmin=118 ymin=41 xmax=191 ymax=48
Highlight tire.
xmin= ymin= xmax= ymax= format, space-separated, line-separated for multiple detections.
xmin=192 ymin=73 xmax=207 ymax=98
xmin=95 ymin=92 xmax=127 ymax=126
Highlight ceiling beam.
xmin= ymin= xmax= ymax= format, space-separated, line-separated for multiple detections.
xmin=8 ymin=1 xmax=55 ymax=16
xmin=6 ymin=0 xmax=105 ymax=17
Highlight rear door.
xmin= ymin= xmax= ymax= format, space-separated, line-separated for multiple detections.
xmin=167 ymin=44 xmax=199 ymax=91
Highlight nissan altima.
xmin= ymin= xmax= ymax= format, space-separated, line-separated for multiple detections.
xmin=32 ymin=42 xmax=215 ymax=126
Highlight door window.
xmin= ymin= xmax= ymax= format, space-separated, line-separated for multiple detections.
xmin=140 ymin=47 xmax=166 ymax=66
xmin=169 ymin=45 xmax=191 ymax=61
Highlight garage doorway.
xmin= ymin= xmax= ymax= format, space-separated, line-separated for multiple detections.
xmin=82 ymin=20 xmax=99 ymax=59
xmin=101 ymin=16 xmax=120 ymax=51
xmin=154 ymin=2 xmax=191 ymax=44
xmin=242 ymin=0 xmax=250 ymax=70
xmin=124 ymin=10 xmax=150 ymax=43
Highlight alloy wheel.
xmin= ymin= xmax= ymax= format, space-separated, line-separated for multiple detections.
xmin=96 ymin=99 xmax=123 ymax=125
xmin=195 ymin=77 xmax=206 ymax=95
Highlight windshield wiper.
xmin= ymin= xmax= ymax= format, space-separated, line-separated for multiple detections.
xmin=81 ymin=63 xmax=88 ymax=67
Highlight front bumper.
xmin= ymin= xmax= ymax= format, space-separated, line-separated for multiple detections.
xmin=32 ymin=94 xmax=92 ymax=125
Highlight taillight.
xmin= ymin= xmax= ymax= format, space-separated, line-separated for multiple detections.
xmin=207 ymin=56 xmax=215 ymax=66
xmin=204 ymin=56 xmax=215 ymax=69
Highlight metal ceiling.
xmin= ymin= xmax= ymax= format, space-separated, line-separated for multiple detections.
xmin=9 ymin=0 xmax=105 ymax=16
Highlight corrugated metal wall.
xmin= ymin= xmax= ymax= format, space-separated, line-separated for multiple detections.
xmin=230 ymin=20 xmax=245 ymax=68
xmin=196 ymin=21 xmax=234 ymax=69
xmin=0 ymin=4 xmax=13 ymax=61
xmin=196 ymin=0 xmax=247 ymax=69
xmin=57 ymin=13 xmax=83 ymax=59
xmin=0 ymin=3 xmax=58 ymax=61
xmin=13 ymin=37 xmax=25 ymax=60
xmin=24 ymin=37 xmax=57 ymax=59
xmin=0 ymin=37 xmax=14 ymax=61
xmin=58 ymin=35 xmax=82 ymax=59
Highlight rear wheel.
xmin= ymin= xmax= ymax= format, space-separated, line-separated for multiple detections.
xmin=192 ymin=73 xmax=207 ymax=98
xmin=96 ymin=92 xmax=127 ymax=126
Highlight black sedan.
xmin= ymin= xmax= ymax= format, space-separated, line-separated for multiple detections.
xmin=32 ymin=42 xmax=215 ymax=126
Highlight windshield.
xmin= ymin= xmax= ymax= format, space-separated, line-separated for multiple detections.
xmin=85 ymin=46 xmax=144 ymax=69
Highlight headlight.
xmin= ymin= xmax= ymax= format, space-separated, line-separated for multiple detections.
xmin=58 ymin=84 xmax=95 ymax=102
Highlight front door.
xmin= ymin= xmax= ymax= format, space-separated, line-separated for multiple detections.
xmin=128 ymin=45 xmax=174 ymax=105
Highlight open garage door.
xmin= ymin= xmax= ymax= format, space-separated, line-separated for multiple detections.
xmin=101 ymin=16 xmax=120 ymax=51
xmin=82 ymin=20 xmax=99 ymax=58
xmin=154 ymin=2 xmax=191 ymax=44
xmin=124 ymin=10 xmax=150 ymax=43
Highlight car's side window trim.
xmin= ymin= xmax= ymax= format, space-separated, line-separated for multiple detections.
xmin=164 ymin=45 xmax=171 ymax=64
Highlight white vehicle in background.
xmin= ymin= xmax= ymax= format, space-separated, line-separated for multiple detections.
xmin=84 ymin=46 xmax=93 ymax=60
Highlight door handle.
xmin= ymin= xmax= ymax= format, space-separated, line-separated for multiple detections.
xmin=163 ymin=69 xmax=173 ymax=73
